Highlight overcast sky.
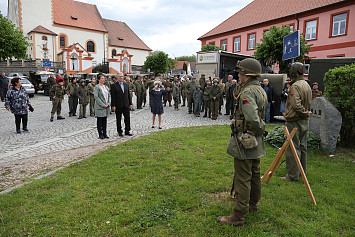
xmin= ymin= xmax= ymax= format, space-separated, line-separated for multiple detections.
xmin=0 ymin=0 xmax=253 ymax=58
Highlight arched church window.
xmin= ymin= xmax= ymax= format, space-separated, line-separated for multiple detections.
xmin=87 ymin=41 xmax=95 ymax=52
xmin=112 ymin=49 xmax=117 ymax=56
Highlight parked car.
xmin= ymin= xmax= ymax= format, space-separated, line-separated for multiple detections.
xmin=8 ymin=77 xmax=35 ymax=97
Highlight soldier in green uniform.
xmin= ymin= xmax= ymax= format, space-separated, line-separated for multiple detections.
xmin=77 ymin=80 xmax=89 ymax=119
xmin=47 ymin=74 xmax=56 ymax=100
xmin=193 ymin=85 xmax=203 ymax=117
xmin=173 ymin=80 xmax=181 ymax=111
xmin=281 ymin=62 xmax=312 ymax=181
xmin=203 ymin=81 xmax=211 ymax=118
xmin=66 ymin=77 xmax=79 ymax=116
xmin=186 ymin=77 xmax=197 ymax=114
xmin=49 ymin=79 xmax=66 ymax=122
xmin=199 ymin=74 xmax=206 ymax=112
xmin=218 ymin=77 xmax=224 ymax=115
xmin=218 ymin=58 xmax=267 ymax=226
xmin=125 ymin=77 xmax=135 ymax=111
xmin=181 ymin=75 xmax=188 ymax=106
xmin=134 ymin=76 xmax=145 ymax=109
xmin=87 ymin=77 xmax=96 ymax=117
xmin=163 ymin=78 xmax=173 ymax=106
xmin=209 ymin=79 xmax=221 ymax=120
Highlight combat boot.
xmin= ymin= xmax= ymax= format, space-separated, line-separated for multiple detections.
xmin=203 ymin=112 xmax=207 ymax=117
xmin=249 ymin=200 xmax=259 ymax=213
xmin=217 ymin=210 xmax=245 ymax=226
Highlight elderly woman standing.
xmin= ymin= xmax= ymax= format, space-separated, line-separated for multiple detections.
xmin=5 ymin=77 xmax=34 ymax=133
xmin=150 ymin=81 xmax=167 ymax=129
xmin=94 ymin=74 xmax=111 ymax=139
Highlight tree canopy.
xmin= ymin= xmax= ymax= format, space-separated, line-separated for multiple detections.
xmin=143 ymin=51 xmax=170 ymax=74
xmin=0 ymin=12 xmax=31 ymax=61
xmin=201 ymin=44 xmax=221 ymax=52
xmin=254 ymin=25 xmax=312 ymax=74
xmin=176 ymin=55 xmax=196 ymax=62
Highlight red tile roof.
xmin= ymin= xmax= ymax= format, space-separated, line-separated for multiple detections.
xmin=53 ymin=0 xmax=107 ymax=32
xmin=29 ymin=25 xmax=57 ymax=35
xmin=175 ymin=61 xmax=190 ymax=70
xmin=103 ymin=19 xmax=151 ymax=51
xmin=199 ymin=0 xmax=346 ymax=39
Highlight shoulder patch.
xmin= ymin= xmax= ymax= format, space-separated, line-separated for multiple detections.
xmin=242 ymin=97 xmax=249 ymax=105
xmin=290 ymin=92 xmax=294 ymax=97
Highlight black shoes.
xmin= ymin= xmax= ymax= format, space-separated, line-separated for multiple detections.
xmin=104 ymin=135 xmax=109 ymax=139
xmin=99 ymin=135 xmax=105 ymax=139
xmin=118 ymin=133 xmax=123 ymax=137
xmin=125 ymin=132 xmax=133 ymax=136
xmin=57 ymin=116 xmax=65 ymax=120
xmin=50 ymin=118 xmax=54 ymax=122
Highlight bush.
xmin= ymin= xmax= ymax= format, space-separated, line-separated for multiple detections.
xmin=266 ymin=126 xmax=320 ymax=150
xmin=323 ymin=64 xmax=355 ymax=147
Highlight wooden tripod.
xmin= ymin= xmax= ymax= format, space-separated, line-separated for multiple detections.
xmin=261 ymin=127 xmax=317 ymax=205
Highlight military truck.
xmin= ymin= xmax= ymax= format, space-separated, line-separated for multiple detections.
xmin=28 ymin=71 xmax=55 ymax=95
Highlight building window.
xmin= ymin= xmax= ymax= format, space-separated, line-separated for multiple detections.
xmin=305 ymin=20 xmax=317 ymax=40
xmin=112 ymin=49 xmax=116 ymax=56
xmin=248 ymin=33 xmax=256 ymax=50
xmin=60 ymin=36 xmax=65 ymax=48
xmin=332 ymin=13 xmax=347 ymax=36
xmin=233 ymin=37 xmax=240 ymax=52
xmin=209 ymin=42 xmax=215 ymax=45
xmin=221 ymin=40 xmax=227 ymax=51
xmin=289 ymin=25 xmax=294 ymax=32
xmin=42 ymin=36 xmax=48 ymax=41
xmin=87 ymin=41 xmax=95 ymax=52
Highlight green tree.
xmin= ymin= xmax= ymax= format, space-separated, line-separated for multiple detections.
xmin=176 ymin=55 xmax=196 ymax=62
xmin=0 ymin=12 xmax=31 ymax=61
xmin=323 ymin=64 xmax=355 ymax=147
xmin=254 ymin=25 xmax=312 ymax=74
xmin=167 ymin=58 xmax=177 ymax=70
xmin=143 ymin=51 xmax=169 ymax=74
xmin=201 ymin=44 xmax=221 ymax=52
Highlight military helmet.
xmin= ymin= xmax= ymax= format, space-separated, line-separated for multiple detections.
xmin=206 ymin=81 xmax=211 ymax=85
xmin=289 ymin=62 xmax=306 ymax=79
xmin=196 ymin=85 xmax=201 ymax=88
xmin=213 ymin=79 xmax=218 ymax=83
xmin=236 ymin=58 xmax=261 ymax=76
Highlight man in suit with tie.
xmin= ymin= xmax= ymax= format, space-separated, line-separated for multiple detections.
xmin=111 ymin=72 xmax=133 ymax=137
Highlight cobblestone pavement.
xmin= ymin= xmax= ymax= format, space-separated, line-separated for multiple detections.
xmin=0 ymin=93 xmax=231 ymax=191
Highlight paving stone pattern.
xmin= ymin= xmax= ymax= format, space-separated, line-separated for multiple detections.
xmin=0 ymin=94 xmax=230 ymax=190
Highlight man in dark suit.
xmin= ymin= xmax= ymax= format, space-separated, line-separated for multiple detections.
xmin=111 ymin=72 xmax=133 ymax=137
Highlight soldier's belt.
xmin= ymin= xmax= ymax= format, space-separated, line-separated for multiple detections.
xmin=232 ymin=119 xmax=244 ymax=132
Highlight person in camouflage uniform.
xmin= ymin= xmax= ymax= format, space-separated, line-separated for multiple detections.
xmin=49 ymin=79 xmax=66 ymax=122
xmin=186 ymin=77 xmax=197 ymax=114
xmin=181 ymin=75 xmax=188 ymax=106
xmin=134 ymin=76 xmax=145 ymax=109
xmin=193 ymin=85 xmax=203 ymax=117
xmin=163 ymin=78 xmax=174 ymax=107
xmin=173 ymin=80 xmax=181 ymax=111
xmin=77 ymin=80 xmax=89 ymax=119
xmin=209 ymin=79 xmax=221 ymax=120
xmin=203 ymin=81 xmax=211 ymax=118
xmin=87 ymin=77 xmax=97 ymax=116
xmin=218 ymin=58 xmax=267 ymax=226
xmin=47 ymin=74 xmax=56 ymax=100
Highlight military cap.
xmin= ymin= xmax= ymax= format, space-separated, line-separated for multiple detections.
xmin=213 ymin=79 xmax=219 ymax=83
xmin=206 ymin=81 xmax=211 ymax=85
xmin=196 ymin=85 xmax=201 ymax=88
xmin=312 ymin=82 xmax=318 ymax=86
xmin=201 ymin=74 xmax=206 ymax=76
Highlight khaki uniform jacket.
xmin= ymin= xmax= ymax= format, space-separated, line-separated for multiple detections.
xmin=285 ymin=76 xmax=312 ymax=122
xmin=235 ymin=79 xmax=267 ymax=159
xmin=209 ymin=85 xmax=221 ymax=100
xmin=78 ymin=85 xmax=89 ymax=105
xmin=203 ymin=87 xmax=211 ymax=100
xmin=49 ymin=84 xmax=65 ymax=99
xmin=225 ymin=81 xmax=232 ymax=98
xmin=87 ymin=83 xmax=96 ymax=96
xmin=186 ymin=81 xmax=197 ymax=96
xmin=172 ymin=84 xmax=180 ymax=98
xmin=47 ymin=77 xmax=56 ymax=88
xmin=134 ymin=80 xmax=145 ymax=93
xmin=127 ymin=82 xmax=135 ymax=97
xmin=66 ymin=82 xmax=79 ymax=96
xmin=163 ymin=81 xmax=173 ymax=92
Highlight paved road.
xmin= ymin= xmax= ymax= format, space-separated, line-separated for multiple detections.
xmin=0 ymin=93 xmax=231 ymax=166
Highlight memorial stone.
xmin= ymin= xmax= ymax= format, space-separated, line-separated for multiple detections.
xmin=309 ymin=97 xmax=342 ymax=153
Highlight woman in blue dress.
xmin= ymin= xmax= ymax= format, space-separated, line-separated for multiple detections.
xmin=150 ymin=80 xmax=167 ymax=129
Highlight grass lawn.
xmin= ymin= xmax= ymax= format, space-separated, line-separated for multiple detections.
xmin=0 ymin=125 xmax=354 ymax=236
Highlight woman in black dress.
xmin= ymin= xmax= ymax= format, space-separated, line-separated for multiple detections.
xmin=150 ymin=81 xmax=167 ymax=129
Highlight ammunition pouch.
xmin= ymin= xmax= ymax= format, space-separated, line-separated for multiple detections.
xmin=238 ymin=132 xmax=258 ymax=149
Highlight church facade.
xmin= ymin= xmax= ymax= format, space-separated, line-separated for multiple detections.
xmin=7 ymin=0 xmax=151 ymax=74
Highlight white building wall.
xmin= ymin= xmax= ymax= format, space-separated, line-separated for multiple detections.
xmin=108 ymin=46 xmax=150 ymax=66
xmin=33 ymin=34 xmax=57 ymax=61
xmin=20 ymin=0 xmax=53 ymax=35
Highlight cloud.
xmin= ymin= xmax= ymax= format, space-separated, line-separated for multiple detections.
xmin=1 ymin=0 xmax=254 ymax=57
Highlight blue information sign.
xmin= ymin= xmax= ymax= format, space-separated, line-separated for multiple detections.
xmin=283 ymin=30 xmax=300 ymax=61
xmin=43 ymin=60 xmax=51 ymax=67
